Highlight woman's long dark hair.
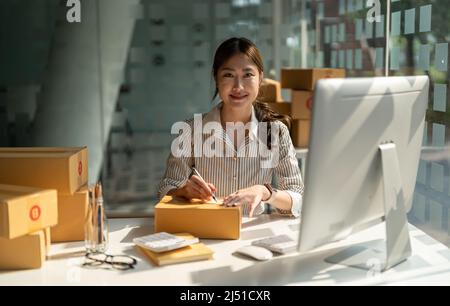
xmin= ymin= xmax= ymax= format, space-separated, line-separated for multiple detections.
xmin=212 ymin=37 xmax=292 ymax=137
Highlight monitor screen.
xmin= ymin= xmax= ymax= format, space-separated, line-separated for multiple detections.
xmin=298 ymin=76 xmax=429 ymax=254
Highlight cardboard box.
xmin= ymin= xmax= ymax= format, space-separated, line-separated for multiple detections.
xmin=0 ymin=147 xmax=88 ymax=195
xmin=155 ymin=196 xmax=241 ymax=240
xmin=291 ymin=120 xmax=310 ymax=148
xmin=258 ymin=78 xmax=284 ymax=102
xmin=281 ymin=68 xmax=346 ymax=90
xmin=267 ymin=102 xmax=291 ymax=117
xmin=0 ymin=184 xmax=58 ymax=239
xmin=51 ymin=185 xmax=88 ymax=242
xmin=0 ymin=230 xmax=46 ymax=270
xmin=291 ymin=90 xmax=313 ymax=120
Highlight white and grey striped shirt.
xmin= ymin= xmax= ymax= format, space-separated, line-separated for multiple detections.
xmin=158 ymin=102 xmax=303 ymax=217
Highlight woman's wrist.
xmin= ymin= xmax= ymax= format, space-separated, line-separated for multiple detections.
xmin=168 ymin=186 xmax=185 ymax=197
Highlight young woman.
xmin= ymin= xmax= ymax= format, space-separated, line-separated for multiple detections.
xmin=158 ymin=37 xmax=303 ymax=218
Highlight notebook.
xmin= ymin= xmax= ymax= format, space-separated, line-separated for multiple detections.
xmin=137 ymin=233 xmax=214 ymax=266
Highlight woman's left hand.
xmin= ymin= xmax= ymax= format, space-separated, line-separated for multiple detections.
xmin=224 ymin=185 xmax=268 ymax=217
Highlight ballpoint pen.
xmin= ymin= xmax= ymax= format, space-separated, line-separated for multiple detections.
xmin=191 ymin=166 xmax=218 ymax=203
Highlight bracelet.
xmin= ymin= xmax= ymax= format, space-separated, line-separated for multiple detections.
xmin=263 ymin=184 xmax=273 ymax=202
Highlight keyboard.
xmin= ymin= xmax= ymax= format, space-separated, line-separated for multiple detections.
xmin=133 ymin=232 xmax=199 ymax=253
xmin=251 ymin=234 xmax=297 ymax=254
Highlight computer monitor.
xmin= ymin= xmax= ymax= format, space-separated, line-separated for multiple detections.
xmin=298 ymin=76 xmax=429 ymax=271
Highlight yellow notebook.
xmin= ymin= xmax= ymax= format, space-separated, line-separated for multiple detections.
xmin=138 ymin=233 xmax=214 ymax=266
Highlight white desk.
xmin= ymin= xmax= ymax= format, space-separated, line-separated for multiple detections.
xmin=1 ymin=215 xmax=450 ymax=285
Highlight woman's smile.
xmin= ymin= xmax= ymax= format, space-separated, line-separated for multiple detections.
xmin=229 ymin=93 xmax=249 ymax=102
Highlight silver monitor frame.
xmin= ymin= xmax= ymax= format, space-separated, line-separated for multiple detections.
xmin=298 ymin=76 xmax=429 ymax=271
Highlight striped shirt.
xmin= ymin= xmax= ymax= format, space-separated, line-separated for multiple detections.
xmin=157 ymin=102 xmax=304 ymax=217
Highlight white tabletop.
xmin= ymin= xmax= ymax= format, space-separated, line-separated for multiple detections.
xmin=1 ymin=215 xmax=450 ymax=286
xmin=295 ymin=148 xmax=308 ymax=159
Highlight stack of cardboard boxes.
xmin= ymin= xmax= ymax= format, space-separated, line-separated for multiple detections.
xmin=0 ymin=184 xmax=57 ymax=269
xmin=258 ymin=78 xmax=284 ymax=103
xmin=258 ymin=78 xmax=292 ymax=117
xmin=0 ymin=147 xmax=89 ymax=270
xmin=281 ymin=68 xmax=346 ymax=148
xmin=258 ymin=70 xmax=346 ymax=148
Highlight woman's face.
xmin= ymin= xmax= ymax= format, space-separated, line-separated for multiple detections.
xmin=216 ymin=53 xmax=262 ymax=109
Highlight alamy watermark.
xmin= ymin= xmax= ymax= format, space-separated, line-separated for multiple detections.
xmin=170 ymin=115 xmax=281 ymax=169
xmin=66 ymin=0 xmax=381 ymax=23
xmin=66 ymin=0 xmax=81 ymax=23
xmin=65 ymin=0 xmax=383 ymax=24
xmin=367 ymin=0 xmax=382 ymax=23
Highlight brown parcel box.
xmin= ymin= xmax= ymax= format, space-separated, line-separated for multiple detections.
xmin=258 ymin=78 xmax=284 ymax=102
xmin=0 ymin=230 xmax=46 ymax=270
xmin=267 ymin=102 xmax=291 ymax=117
xmin=155 ymin=196 xmax=241 ymax=240
xmin=0 ymin=147 xmax=88 ymax=195
xmin=291 ymin=90 xmax=313 ymax=120
xmin=281 ymin=68 xmax=346 ymax=90
xmin=51 ymin=185 xmax=88 ymax=242
xmin=291 ymin=120 xmax=310 ymax=148
xmin=0 ymin=184 xmax=58 ymax=239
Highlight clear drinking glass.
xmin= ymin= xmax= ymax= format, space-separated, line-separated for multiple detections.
xmin=85 ymin=184 xmax=109 ymax=254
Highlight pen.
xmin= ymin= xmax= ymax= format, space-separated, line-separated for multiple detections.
xmin=191 ymin=167 xmax=218 ymax=203
xmin=96 ymin=183 xmax=104 ymax=246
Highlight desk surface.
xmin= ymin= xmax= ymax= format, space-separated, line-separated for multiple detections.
xmin=1 ymin=215 xmax=450 ymax=285
xmin=295 ymin=148 xmax=308 ymax=159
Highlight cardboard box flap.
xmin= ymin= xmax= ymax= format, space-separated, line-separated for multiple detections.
xmin=0 ymin=184 xmax=51 ymax=199
xmin=281 ymin=68 xmax=346 ymax=90
xmin=0 ymin=152 xmax=77 ymax=158
xmin=0 ymin=147 xmax=87 ymax=153
xmin=158 ymin=196 xmax=229 ymax=210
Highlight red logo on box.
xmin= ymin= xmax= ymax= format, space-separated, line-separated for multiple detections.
xmin=29 ymin=205 xmax=41 ymax=221
xmin=306 ymin=96 xmax=313 ymax=110
xmin=78 ymin=161 xmax=82 ymax=176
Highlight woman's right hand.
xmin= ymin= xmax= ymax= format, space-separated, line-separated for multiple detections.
xmin=169 ymin=175 xmax=216 ymax=202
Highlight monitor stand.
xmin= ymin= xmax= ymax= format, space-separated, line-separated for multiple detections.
xmin=324 ymin=142 xmax=412 ymax=272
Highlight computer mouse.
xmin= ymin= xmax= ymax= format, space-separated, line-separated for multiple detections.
xmin=235 ymin=245 xmax=273 ymax=261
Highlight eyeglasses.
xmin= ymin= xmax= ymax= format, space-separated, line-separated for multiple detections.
xmin=82 ymin=253 xmax=137 ymax=271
